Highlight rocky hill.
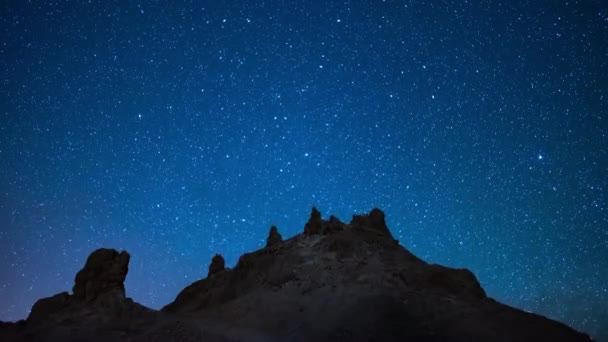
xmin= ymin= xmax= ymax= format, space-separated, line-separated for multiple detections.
xmin=0 ymin=208 xmax=592 ymax=341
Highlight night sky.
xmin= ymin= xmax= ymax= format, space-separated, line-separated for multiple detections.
xmin=1 ymin=0 xmax=607 ymax=338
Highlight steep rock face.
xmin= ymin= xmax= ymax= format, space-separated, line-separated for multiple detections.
xmin=0 ymin=208 xmax=593 ymax=342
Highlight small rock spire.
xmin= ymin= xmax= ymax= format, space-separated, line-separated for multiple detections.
xmin=266 ymin=225 xmax=283 ymax=247
xmin=304 ymin=207 xmax=322 ymax=235
xmin=369 ymin=208 xmax=387 ymax=231
xmin=208 ymin=253 xmax=225 ymax=277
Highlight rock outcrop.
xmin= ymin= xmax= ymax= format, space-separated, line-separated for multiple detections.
xmin=0 ymin=208 xmax=592 ymax=342
xmin=265 ymin=225 xmax=282 ymax=247
xmin=72 ymin=249 xmax=130 ymax=302
xmin=208 ymin=254 xmax=225 ymax=277
xmin=303 ymin=208 xmax=346 ymax=235
xmin=27 ymin=292 xmax=71 ymax=323
xmin=161 ymin=208 xmax=590 ymax=341
xmin=24 ymin=249 xmax=139 ymax=325
xmin=9 ymin=249 xmax=222 ymax=341
xmin=350 ymin=207 xmax=393 ymax=238
xmin=303 ymin=207 xmax=322 ymax=235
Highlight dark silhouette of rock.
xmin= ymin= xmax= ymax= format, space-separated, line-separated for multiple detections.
xmin=73 ymin=248 xmax=130 ymax=302
xmin=323 ymin=215 xmax=344 ymax=234
xmin=304 ymin=208 xmax=347 ymax=235
xmin=425 ymin=264 xmax=487 ymax=299
xmin=266 ymin=225 xmax=282 ymax=247
xmin=24 ymin=248 xmax=137 ymax=326
xmin=350 ymin=207 xmax=394 ymax=238
xmin=0 ymin=209 xmax=592 ymax=342
xmin=208 ymin=253 xmax=225 ymax=277
xmin=304 ymin=207 xmax=322 ymax=234
xmin=27 ymin=292 xmax=70 ymax=323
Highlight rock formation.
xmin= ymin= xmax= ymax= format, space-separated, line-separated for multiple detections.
xmin=208 ymin=253 xmax=225 ymax=276
xmin=303 ymin=208 xmax=346 ymax=235
xmin=266 ymin=225 xmax=282 ymax=247
xmin=72 ymin=248 xmax=130 ymax=302
xmin=25 ymin=248 xmax=133 ymax=324
xmin=350 ymin=207 xmax=393 ymax=238
xmin=303 ymin=207 xmax=322 ymax=234
xmin=4 ymin=248 xmax=227 ymax=341
xmin=27 ymin=292 xmax=71 ymax=323
xmin=0 ymin=208 xmax=593 ymax=342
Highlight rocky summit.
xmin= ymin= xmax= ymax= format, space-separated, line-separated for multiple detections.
xmin=0 ymin=208 xmax=592 ymax=341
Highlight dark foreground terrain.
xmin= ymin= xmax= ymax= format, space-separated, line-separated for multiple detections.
xmin=0 ymin=208 xmax=592 ymax=341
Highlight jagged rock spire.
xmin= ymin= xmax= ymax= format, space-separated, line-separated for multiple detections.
xmin=208 ymin=253 xmax=225 ymax=277
xmin=266 ymin=225 xmax=282 ymax=247
xmin=304 ymin=207 xmax=322 ymax=235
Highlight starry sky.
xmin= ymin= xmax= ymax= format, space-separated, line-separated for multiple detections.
xmin=1 ymin=0 xmax=607 ymax=339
